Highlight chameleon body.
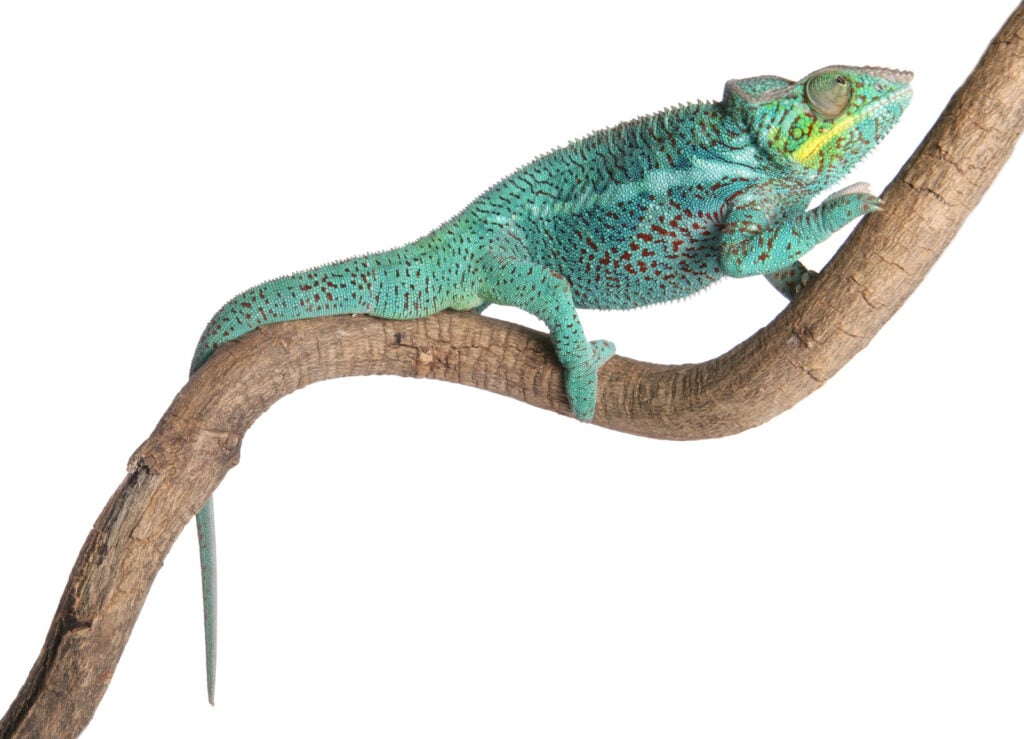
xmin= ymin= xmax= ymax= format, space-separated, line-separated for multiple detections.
xmin=190 ymin=65 xmax=912 ymax=703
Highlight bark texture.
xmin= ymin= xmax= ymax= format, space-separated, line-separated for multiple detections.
xmin=3 ymin=5 xmax=1024 ymax=735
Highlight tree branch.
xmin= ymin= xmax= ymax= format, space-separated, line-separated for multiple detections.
xmin=3 ymin=5 xmax=1024 ymax=736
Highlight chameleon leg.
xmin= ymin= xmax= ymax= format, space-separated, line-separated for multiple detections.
xmin=197 ymin=499 xmax=217 ymax=704
xmin=478 ymin=252 xmax=614 ymax=421
xmin=720 ymin=182 xmax=880 ymax=278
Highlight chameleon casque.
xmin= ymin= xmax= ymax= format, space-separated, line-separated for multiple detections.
xmin=189 ymin=65 xmax=912 ymax=702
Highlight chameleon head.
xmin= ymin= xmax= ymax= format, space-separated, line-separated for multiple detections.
xmin=724 ymin=65 xmax=913 ymax=185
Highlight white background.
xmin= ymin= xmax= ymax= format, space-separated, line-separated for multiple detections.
xmin=1 ymin=2 xmax=1022 ymax=737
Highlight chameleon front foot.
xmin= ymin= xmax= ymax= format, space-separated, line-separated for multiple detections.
xmin=564 ymin=339 xmax=615 ymax=422
xmin=767 ymin=263 xmax=818 ymax=299
xmin=822 ymin=181 xmax=882 ymax=218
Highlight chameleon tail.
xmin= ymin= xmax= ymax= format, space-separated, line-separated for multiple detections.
xmin=197 ymin=498 xmax=217 ymax=705
xmin=187 ymin=239 xmax=450 ymax=704
xmin=188 ymin=233 xmax=595 ymax=703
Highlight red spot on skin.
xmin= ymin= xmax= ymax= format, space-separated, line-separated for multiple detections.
xmin=586 ymin=237 xmax=600 ymax=250
xmin=636 ymin=232 xmax=653 ymax=242
xmin=651 ymin=225 xmax=671 ymax=236
xmin=599 ymin=253 xmax=611 ymax=265
xmin=300 ymin=284 xmax=312 ymax=291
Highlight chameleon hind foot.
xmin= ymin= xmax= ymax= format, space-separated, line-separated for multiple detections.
xmin=564 ymin=339 xmax=615 ymax=422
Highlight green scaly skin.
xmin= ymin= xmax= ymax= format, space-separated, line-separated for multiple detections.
xmin=190 ymin=65 xmax=912 ymax=703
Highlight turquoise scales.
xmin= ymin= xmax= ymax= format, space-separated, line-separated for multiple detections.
xmin=190 ymin=65 xmax=912 ymax=702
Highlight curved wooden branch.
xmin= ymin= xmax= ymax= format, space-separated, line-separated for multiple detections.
xmin=3 ymin=6 xmax=1024 ymax=736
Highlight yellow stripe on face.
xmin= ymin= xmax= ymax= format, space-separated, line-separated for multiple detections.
xmin=790 ymin=113 xmax=858 ymax=167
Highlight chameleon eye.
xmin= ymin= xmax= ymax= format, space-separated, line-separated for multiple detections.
xmin=806 ymin=72 xmax=852 ymax=119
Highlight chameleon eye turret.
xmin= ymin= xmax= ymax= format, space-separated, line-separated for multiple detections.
xmin=806 ymin=71 xmax=853 ymax=118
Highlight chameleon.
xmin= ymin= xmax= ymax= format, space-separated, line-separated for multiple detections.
xmin=189 ymin=65 xmax=912 ymax=703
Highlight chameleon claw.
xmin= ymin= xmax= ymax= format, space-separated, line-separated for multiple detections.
xmin=795 ymin=268 xmax=819 ymax=295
